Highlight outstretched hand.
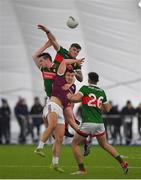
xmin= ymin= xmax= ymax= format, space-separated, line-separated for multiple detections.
xmin=37 ymin=24 xmax=49 ymax=33
xmin=76 ymin=58 xmax=85 ymax=66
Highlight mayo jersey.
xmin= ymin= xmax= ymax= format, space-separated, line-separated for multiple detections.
xmin=53 ymin=46 xmax=81 ymax=72
xmin=41 ymin=66 xmax=56 ymax=97
xmin=79 ymin=85 xmax=107 ymax=123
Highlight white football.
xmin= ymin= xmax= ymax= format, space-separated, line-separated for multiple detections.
xmin=66 ymin=16 xmax=79 ymax=29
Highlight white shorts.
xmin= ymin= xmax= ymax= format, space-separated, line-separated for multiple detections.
xmin=78 ymin=123 xmax=105 ymax=137
xmin=43 ymin=101 xmax=65 ymax=124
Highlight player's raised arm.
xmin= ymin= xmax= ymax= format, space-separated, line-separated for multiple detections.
xmin=32 ymin=41 xmax=52 ymax=68
xmin=38 ymin=24 xmax=60 ymax=52
xmin=57 ymin=58 xmax=84 ymax=75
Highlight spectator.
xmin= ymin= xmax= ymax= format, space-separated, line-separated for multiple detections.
xmin=121 ymin=100 xmax=136 ymax=145
xmin=103 ymin=101 xmax=114 ymax=140
xmin=112 ymin=105 xmax=122 ymax=145
xmin=14 ymin=98 xmax=29 ymax=143
xmin=0 ymin=105 xmax=2 ymax=144
xmin=30 ymin=97 xmax=43 ymax=141
xmin=136 ymin=103 xmax=141 ymax=140
xmin=0 ymin=99 xmax=11 ymax=144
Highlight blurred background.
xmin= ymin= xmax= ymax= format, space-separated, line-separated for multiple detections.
xmin=0 ymin=0 xmax=141 ymax=145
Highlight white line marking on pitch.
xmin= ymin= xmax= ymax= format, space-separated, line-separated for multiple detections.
xmin=121 ymin=155 xmax=141 ymax=159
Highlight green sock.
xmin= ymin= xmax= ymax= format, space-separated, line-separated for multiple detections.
xmin=115 ymin=155 xmax=124 ymax=163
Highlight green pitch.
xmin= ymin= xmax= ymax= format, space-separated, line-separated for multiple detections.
xmin=0 ymin=145 xmax=141 ymax=179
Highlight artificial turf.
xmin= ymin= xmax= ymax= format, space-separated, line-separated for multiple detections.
xmin=0 ymin=144 xmax=140 ymax=179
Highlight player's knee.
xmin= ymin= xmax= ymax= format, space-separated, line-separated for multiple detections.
xmin=55 ymin=136 xmax=63 ymax=144
xmin=72 ymin=138 xmax=78 ymax=147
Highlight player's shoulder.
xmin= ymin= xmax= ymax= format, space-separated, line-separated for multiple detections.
xmin=80 ymin=85 xmax=88 ymax=91
xmin=89 ymin=85 xmax=105 ymax=93
xmin=98 ymin=87 xmax=106 ymax=94
xmin=58 ymin=46 xmax=68 ymax=54
xmin=81 ymin=85 xmax=88 ymax=88
xmin=96 ymin=86 xmax=104 ymax=91
xmin=96 ymin=86 xmax=106 ymax=96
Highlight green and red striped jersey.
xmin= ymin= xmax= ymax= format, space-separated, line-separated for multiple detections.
xmin=53 ymin=46 xmax=81 ymax=71
xmin=41 ymin=66 xmax=56 ymax=97
xmin=79 ymin=85 xmax=107 ymax=123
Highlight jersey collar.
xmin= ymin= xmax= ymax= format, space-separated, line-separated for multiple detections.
xmin=89 ymin=83 xmax=98 ymax=87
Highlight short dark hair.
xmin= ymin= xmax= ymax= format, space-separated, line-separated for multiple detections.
xmin=70 ymin=43 xmax=81 ymax=50
xmin=65 ymin=66 xmax=75 ymax=74
xmin=38 ymin=52 xmax=52 ymax=62
xmin=88 ymin=72 xmax=99 ymax=84
xmin=127 ymin=100 xmax=131 ymax=104
xmin=1 ymin=98 xmax=7 ymax=103
xmin=34 ymin=97 xmax=39 ymax=101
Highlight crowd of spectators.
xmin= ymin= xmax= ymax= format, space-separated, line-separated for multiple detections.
xmin=0 ymin=98 xmax=141 ymax=145
xmin=0 ymin=97 xmax=43 ymax=144
xmin=103 ymin=100 xmax=141 ymax=145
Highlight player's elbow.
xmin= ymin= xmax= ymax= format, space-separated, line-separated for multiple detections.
xmin=102 ymin=104 xmax=111 ymax=113
xmin=105 ymin=107 xmax=110 ymax=112
xmin=32 ymin=54 xmax=36 ymax=60
xmin=76 ymin=75 xmax=83 ymax=82
xmin=105 ymin=105 xmax=111 ymax=112
xmin=32 ymin=53 xmax=38 ymax=61
xmin=78 ymin=77 xmax=83 ymax=82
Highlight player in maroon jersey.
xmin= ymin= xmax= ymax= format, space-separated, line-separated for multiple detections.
xmin=37 ymin=25 xmax=84 ymax=139
xmin=34 ymin=58 xmax=84 ymax=172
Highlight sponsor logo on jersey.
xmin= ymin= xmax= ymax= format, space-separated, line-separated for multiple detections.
xmin=42 ymin=72 xmax=56 ymax=80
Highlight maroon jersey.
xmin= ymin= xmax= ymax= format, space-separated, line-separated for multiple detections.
xmin=52 ymin=75 xmax=76 ymax=108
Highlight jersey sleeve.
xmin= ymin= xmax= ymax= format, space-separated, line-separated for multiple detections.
xmin=57 ymin=46 xmax=68 ymax=56
xmin=53 ymin=46 xmax=68 ymax=70
xmin=102 ymin=90 xmax=108 ymax=104
xmin=78 ymin=85 xmax=86 ymax=96
xmin=73 ymin=63 xmax=81 ymax=71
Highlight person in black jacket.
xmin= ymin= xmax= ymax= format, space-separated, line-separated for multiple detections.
xmin=14 ymin=98 xmax=29 ymax=144
xmin=30 ymin=97 xmax=43 ymax=141
xmin=121 ymin=100 xmax=136 ymax=145
xmin=103 ymin=101 xmax=122 ymax=144
xmin=0 ymin=99 xmax=11 ymax=144
xmin=0 ymin=106 xmax=2 ymax=144
xmin=136 ymin=103 xmax=141 ymax=139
